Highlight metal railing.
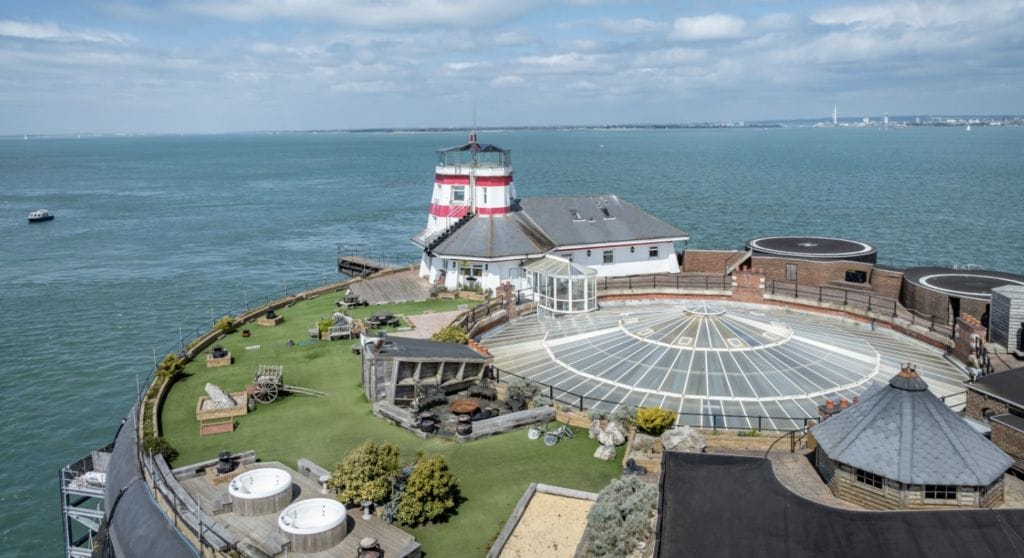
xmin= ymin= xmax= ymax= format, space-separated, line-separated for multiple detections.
xmin=599 ymin=273 xmax=732 ymax=292
xmin=489 ymin=366 xmax=816 ymax=433
xmin=767 ymin=280 xmax=953 ymax=338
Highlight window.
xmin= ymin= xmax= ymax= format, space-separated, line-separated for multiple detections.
xmin=460 ymin=262 xmax=483 ymax=278
xmin=452 ymin=186 xmax=466 ymax=203
xmin=925 ymin=485 xmax=958 ymax=500
xmin=855 ymin=468 xmax=884 ymax=490
xmin=649 ymin=246 xmax=660 ymax=258
xmin=482 ymin=189 xmax=488 ymax=204
xmin=603 ymin=250 xmax=614 ymax=264
xmin=786 ymin=263 xmax=797 ymax=281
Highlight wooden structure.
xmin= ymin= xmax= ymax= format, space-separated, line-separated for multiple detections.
xmin=362 ymin=336 xmax=490 ymax=408
xmin=251 ymin=365 xmax=328 ymax=404
xmin=195 ymin=391 xmax=249 ymax=436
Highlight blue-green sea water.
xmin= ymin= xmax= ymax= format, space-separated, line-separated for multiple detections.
xmin=1 ymin=127 xmax=1022 ymax=555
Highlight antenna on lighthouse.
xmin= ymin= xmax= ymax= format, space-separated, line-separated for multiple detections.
xmin=469 ymin=102 xmax=478 ymax=144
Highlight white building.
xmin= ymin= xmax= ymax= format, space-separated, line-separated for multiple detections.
xmin=411 ymin=133 xmax=689 ymax=311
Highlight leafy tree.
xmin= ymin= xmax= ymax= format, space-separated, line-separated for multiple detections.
xmin=397 ymin=455 xmax=459 ymax=525
xmin=330 ymin=441 xmax=401 ymax=504
xmin=581 ymin=476 xmax=658 ymax=557
xmin=215 ymin=315 xmax=235 ymax=333
xmin=431 ymin=324 xmax=469 ymax=344
xmin=634 ymin=406 xmax=677 ymax=436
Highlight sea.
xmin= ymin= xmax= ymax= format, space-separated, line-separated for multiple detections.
xmin=1 ymin=127 xmax=1022 ymax=555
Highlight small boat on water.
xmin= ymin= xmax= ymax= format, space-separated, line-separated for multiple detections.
xmin=27 ymin=209 xmax=55 ymax=223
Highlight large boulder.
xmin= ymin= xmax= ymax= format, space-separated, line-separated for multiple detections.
xmin=594 ymin=444 xmax=616 ymax=461
xmin=598 ymin=421 xmax=627 ymax=447
xmin=588 ymin=419 xmax=602 ymax=439
xmin=661 ymin=425 xmax=706 ymax=453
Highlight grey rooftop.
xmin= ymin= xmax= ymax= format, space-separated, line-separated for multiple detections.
xmin=812 ymin=367 xmax=1013 ymax=486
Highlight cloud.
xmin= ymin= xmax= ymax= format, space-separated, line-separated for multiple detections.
xmin=490 ymin=75 xmax=524 ymax=87
xmin=598 ymin=17 xmax=667 ymax=35
xmin=0 ymin=19 xmax=134 ymax=45
xmin=671 ymin=13 xmax=746 ymax=41
xmin=179 ymin=0 xmax=538 ymax=28
xmin=444 ymin=61 xmax=490 ymax=72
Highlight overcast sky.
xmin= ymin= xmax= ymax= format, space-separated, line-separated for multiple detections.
xmin=2 ymin=0 xmax=1022 ymax=134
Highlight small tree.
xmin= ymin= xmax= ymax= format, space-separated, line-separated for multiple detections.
xmin=397 ymin=455 xmax=459 ymax=526
xmin=634 ymin=407 xmax=677 ymax=436
xmin=505 ymin=378 xmax=541 ymax=411
xmin=215 ymin=315 xmax=235 ymax=333
xmin=581 ymin=476 xmax=658 ymax=557
xmin=317 ymin=318 xmax=334 ymax=335
xmin=330 ymin=441 xmax=401 ymax=504
xmin=431 ymin=324 xmax=469 ymax=344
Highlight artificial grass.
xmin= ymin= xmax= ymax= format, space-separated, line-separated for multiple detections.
xmin=161 ymin=296 xmax=621 ymax=557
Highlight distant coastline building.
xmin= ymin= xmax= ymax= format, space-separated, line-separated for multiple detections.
xmin=411 ymin=133 xmax=688 ymax=306
xmin=812 ymin=365 xmax=1012 ymax=509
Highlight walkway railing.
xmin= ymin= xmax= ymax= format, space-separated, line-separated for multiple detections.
xmin=767 ymin=280 xmax=953 ymax=338
xmin=599 ymin=273 xmax=732 ymax=292
xmin=490 ymin=366 xmax=815 ymax=433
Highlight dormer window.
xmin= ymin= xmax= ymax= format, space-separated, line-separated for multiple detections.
xmin=600 ymin=207 xmax=612 ymax=219
xmin=570 ymin=209 xmax=583 ymax=221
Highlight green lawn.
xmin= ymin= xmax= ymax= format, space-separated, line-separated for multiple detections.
xmin=161 ymin=295 xmax=621 ymax=557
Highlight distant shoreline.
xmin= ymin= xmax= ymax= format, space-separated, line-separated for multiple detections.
xmin=5 ymin=116 xmax=1023 ymax=139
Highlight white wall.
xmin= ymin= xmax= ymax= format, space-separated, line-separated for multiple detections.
xmin=556 ymin=241 xmax=679 ymax=277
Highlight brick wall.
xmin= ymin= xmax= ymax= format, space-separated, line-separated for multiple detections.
xmin=964 ymin=389 xmax=1010 ymax=422
xmin=992 ymin=421 xmax=1024 ymax=470
xmin=869 ymin=267 xmax=904 ymax=299
xmin=682 ymin=249 xmax=743 ymax=274
xmin=732 ymin=269 xmax=766 ymax=303
xmin=954 ymin=313 xmax=987 ymax=365
xmin=751 ymin=256 xmax=875 ymax=287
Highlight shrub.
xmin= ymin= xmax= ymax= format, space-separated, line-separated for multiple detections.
xmin=142 ymin=435 xmax=179 ymax=464
xmin=317 ymin=318 xmax=334 ymax=335
xmin=580 ymin=476 xmax=658 ymax=557
xmin=155 ymin=353 xmax=185 ymax=380
xmin=586 ymin=408 xmax=606 ymax=420
xmin=505 ymin=378 xmax=541 ymax=411
xmin=397 ymin=456 xmax=459 ymax=526
xmin=431 ymin=324 xmax=469 ymax=344
xmin=215 ymin=315 xmax=235 ymax=333
xmin=532 ymin=394 xmax=553 ymax=408
xmin=330 ymin=441 xmax=401 ymax=504
xmin=609 ymin=406 xmax=636 ymax=425
xmin=634 ymin=407 xmax=677 ymax=436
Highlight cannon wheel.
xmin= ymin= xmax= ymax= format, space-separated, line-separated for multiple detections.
xmin=253 ymin=382 xmax=279 ymax=404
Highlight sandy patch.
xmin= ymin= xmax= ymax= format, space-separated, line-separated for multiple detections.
xmin=500 ymin=492 xmax=593 ymax=558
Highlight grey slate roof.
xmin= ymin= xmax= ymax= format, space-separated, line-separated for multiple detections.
xmin=367 ymin=335 xmax=488 ymax=361
xmin=970 ymin=366 xmax=1024 ymax=406
xmin=424 ymin=211 xmax=554 ymax=259
xmin=423 ymin=195 xmax=688 ymax=259
xmin=811 ymin=370 xmax=1013 ymax=486
xmin=518 ymin=195 xmax=688 ymax=247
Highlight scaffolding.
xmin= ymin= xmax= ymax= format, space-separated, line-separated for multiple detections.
xmin=60 ymin=444 xmax=112 ymax=557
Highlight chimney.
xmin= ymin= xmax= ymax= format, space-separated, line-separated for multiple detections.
xmin=852 ymin=396 xmax=859 ymax=405
xmin=826 ymin=399 xmax=835 ymax=411
xmin=840 ymin=399 xmax=849 ymax=410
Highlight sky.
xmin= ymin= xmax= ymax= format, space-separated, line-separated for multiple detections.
xmin=1 ymin=0 xmax=1022 ymax=134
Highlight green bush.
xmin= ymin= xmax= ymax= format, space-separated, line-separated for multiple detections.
xmin=580 ymin=476 xmax=658 ymax=557
xmin=397 ymin=455 xmax=459 ymax=526
xmin=634 ymin=407 xmax=677 ymax=436
xmin=330 ymin=441 xmax=401 ymax=504
xmin=142 ymin=434 xmax=179 ymax=464
xmin=155 ymin=353 xmax=185 ymax=380
xmin=586 ymin=408 xmax=606 ymax=420
xmin=215 ymin=315 xmax=235 ymax=333
xmin=505 ymin=378 xmax=541 ymax=411
xmin=317 ymin=318 xmax=334 ymax=335
xmin=431 ymin=324 xmax=469 ymax=344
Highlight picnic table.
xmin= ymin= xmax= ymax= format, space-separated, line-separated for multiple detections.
xmin=365 ymin=312 xmax=400 ymax=328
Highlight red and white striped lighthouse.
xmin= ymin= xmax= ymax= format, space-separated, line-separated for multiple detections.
xmin=424 ymin=131 xmax=515 ymax=236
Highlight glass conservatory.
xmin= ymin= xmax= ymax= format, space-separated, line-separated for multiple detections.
xmin=524 ymin=256 xmax=598 ymax=313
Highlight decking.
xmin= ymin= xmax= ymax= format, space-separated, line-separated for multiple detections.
xmin=337 ymin=255 xmax=395 ymax=277
xmin=349 ymin=268 xmax=432 ymax=305
xmin=179 ymin=462 xmax=420 ymax=557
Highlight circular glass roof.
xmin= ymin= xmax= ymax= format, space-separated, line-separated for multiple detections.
xmin=483 ymin=301 xmax=966 ymax=431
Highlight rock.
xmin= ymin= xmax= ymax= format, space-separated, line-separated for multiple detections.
xmin=598 ymin=421 xmax=627 ymax=447
xmin=588 ymin=419 xmax=602 ymax=439
xmin=632 ymin=433 xmax=657 ymax=454
xmin=661 ymin=425 xmax=706 ymax=453
xmin=204 ymin=383 xmax=237 ymax=409
xmin=594 ymin=444 xmax=616 ymax=461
